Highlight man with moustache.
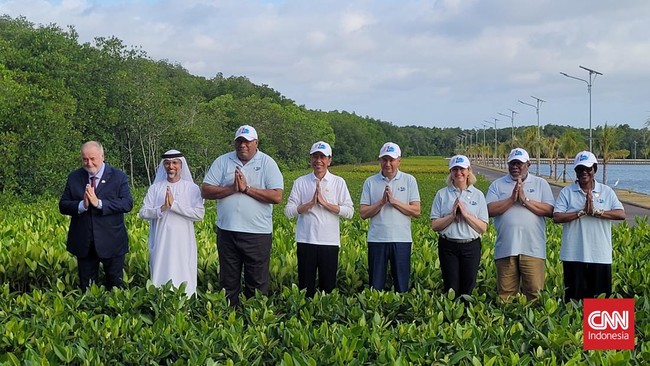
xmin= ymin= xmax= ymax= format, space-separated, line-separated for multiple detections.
xmin=553 ymin=151 xmax=625 ymax=302
xmin=201 ymin=125 xmax=284 ymax=306
xmin=486 ymin=148 xmax=554 ymax=301
xmin=285 ymin=141 xmax=354 ymax=297
xmin=59 ymin=141 xmax=133 ymax=290
xmin=360 ymin=142 xmax=421 ymax=292
xmin=138 ymin=150 xmax=205 ymax=296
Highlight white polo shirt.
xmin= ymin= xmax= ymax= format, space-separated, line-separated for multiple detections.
xmin=203 ymin=150 xmax=283 ymax=234
xmin=430 ymin=184 xmax=489 ymax=241
xmin=486 ymin=174 xmax=555 ymax=260
xmin=554 ymin=180 xmax=624 ymax=264
xmin=360 ymin=171 xmax=420 ymax=242
xmin=284 ymin=171 xmax=353 ymax=246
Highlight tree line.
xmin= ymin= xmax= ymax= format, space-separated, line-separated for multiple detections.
xmin=1 ymin=15 xmax=649 ymax=197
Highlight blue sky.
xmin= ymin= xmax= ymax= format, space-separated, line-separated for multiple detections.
xmin=2 ymin=0 xmax=649 ymax=131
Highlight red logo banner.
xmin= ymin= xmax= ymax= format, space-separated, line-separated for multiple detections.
xmin=583 ymin=298 xmax=634 ymax=350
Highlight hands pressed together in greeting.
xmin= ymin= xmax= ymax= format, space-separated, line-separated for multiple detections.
xmin=298 ymin=180 xmax=339 ymax=215
xmin=509 ymin=178 xmax=529 ymax=206
xmin=161 ymin=186 xmax=174 ymax=212
xmin=83 ymin=184 xmax=100 ymax=209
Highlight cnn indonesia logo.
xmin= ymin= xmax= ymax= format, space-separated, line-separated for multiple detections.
xmin=583 ymin=299 xmax=635 ymax=350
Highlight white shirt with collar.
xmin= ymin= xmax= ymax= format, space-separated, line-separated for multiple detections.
xmin=486 ymin=173 xmax=555 ymax=260
xmin=554 ymin=180 xmax=623 ymax=263
xmin=285 ymin=171 xmax=354 ymax=246
xmin=430 ymin=184 xmax=489 ymax=241
xmin=360 ymin=170 xmax=421 ymax=242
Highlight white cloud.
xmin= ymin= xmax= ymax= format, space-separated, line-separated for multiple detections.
xmin=1 ymin=0 xmax=650 ymax=128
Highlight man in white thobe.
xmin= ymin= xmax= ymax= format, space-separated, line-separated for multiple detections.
xmin=138 ymin=150 xmax=205 ymax=296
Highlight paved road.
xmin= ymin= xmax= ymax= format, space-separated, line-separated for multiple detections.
xmin=474 ymin=166 xmax=650 ymax=226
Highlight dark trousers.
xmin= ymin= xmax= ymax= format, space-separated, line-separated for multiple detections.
xmin=297 ymin=243 xmax=339 ymax=297
xmin=438 ymin=237 xmax=481 ymax=296
xmin=217 ymin=228 xmax=272 ymax=306
xmin=77 ymin=242 xmax=125 ymax=290
xmin=562 ymin=261 xmax=612 ymax=302
xmin=367 ymin=242 xmax=412 ymax=292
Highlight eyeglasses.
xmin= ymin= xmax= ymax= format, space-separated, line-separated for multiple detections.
xmin=575 ymin=166 xmax=593 ymax=173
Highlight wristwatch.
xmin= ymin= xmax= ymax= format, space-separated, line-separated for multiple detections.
xmin=592 ymin=209 xmax=604 ymax=217
xmin=577 ymin=210 xmax=586 ymax=219
xmin=243 ymin=185 xmax=250 ymax=194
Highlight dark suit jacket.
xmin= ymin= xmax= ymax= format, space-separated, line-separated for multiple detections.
xmin=59 ymin=164 xmax=133 ymax=258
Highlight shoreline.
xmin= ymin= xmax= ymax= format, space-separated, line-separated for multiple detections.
xmin=474 ymin=164 xmax=650 ymax=211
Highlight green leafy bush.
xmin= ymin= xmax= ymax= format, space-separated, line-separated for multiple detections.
xmin=0 ymin=157 xmax=648 ymax=364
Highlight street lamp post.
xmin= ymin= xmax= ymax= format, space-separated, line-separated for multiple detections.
xmin=485 ymin=118 xmax=499 ymax=166
xmin=634 ymin=141 xmax=637 ymax=159
xmin=560 ymin=65 xmax=603 ymax=152
xmin=498 ymin=109 xmax=518 ymax=141
xmin=474 ymin=126 xmax=483 ymax=163
xmin=519 ymin=96 xmax=546 ymax=175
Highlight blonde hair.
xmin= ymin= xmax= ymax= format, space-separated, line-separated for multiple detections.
xmin=446 ymin=167 xmax=477 ymax=187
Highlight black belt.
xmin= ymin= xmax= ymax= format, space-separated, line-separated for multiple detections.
xmin=440 ymin=235 xmax=478 ymax=244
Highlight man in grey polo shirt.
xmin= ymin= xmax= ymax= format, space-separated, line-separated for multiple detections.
xmin=486 ymin=148 xmax=554 ymax=301
xmin=360 ymin=142 xmax=420 ymax=292
xmin=201 ymin=125 xmax=284 ymax=306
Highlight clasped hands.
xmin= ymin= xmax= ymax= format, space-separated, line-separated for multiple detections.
xmin=582 ymin=190 xmax=603 ymax=217
xmin=450 ymin=197 xmax=469 ymax=223
xmin=233 ymin=167 xmax=249 ymax=193
xmin=380 ymin=185 xmax=401 ymax=206
xmin=303 ymin=180 xmax=329 ymax=211
xmin=510 ymin=178 xmax=529 ymax=206
xmin=161 ymin=186 xmax=174 ymax=212
xmin=83 ymin=184 xmax=100 ymax=209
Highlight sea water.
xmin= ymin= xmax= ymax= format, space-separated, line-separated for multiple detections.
xmin=531 ymin=163 xmax=650 ymax=195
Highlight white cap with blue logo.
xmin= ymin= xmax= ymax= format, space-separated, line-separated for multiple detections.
xmin=449 ymin=155 xmax=471 ymax=169
xmin=574 ymin=151 xmax=598 ymax=168
xmin=234 ymin=125 xmax=258 ymax=141
xmin=507 ymin=148 xmax=530 ymax=163
xmin=378 ymin=142 xmax=401 ymax=159
xmin=309 ymin=141 xmax=332 ymax=157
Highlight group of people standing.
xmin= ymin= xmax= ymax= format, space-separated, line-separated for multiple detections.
xmin=431 ymin=148 xmax=625 ymax=303
xmin=59 ymin=126 xmax=625 ymax=305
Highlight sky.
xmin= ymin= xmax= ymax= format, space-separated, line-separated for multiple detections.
xmin=2 ymin=0 xmax=650 ymax=131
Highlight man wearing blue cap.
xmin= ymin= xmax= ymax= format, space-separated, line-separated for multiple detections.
xmin=201 ymin=125 xmax=284 ymax=306
xmin=285 ymin=141 xmax=354 ymax=297
xmin=486 ymin=147 xmax=554 ymax=301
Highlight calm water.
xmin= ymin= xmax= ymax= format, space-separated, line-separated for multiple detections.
xmin=530 ymin=163 xmax=650 ymax=195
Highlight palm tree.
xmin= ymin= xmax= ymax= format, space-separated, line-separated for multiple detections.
xmin=558 ymin=130 xmax=586 ymax=182
xmin=497 ymin=142 xmax=510 ymax=169
xmin=546 ymin=135 xmax=559 ymax=180
xmin=597 ymin=123 xmax=629 ymax=185
xmin=521 ymin=126 xmax=546 ymax=176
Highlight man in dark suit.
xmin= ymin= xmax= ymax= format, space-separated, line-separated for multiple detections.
xmin=59 ymin=141 xmax=133 ymax=290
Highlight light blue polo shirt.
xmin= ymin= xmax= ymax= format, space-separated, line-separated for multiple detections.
xmin=203 ymin=150 xmax=284 ymax=234
xmin=360 ymin=171 xmax=420 ymax=242
xmin=430 ymin=185 xmax=489 ymax=241
xmin=486 ymin=174 xmax=555 ymax=260
xmin=554 ymin=181 xmax=624 ymax=264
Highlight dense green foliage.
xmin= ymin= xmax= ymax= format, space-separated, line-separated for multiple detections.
xmin=1 ymin=157 xmax=648 ymax=364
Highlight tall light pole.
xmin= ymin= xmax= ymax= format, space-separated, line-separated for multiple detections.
xmin=474 ymin=126 xmax=483 ymax=163
xmin=485 ymin=118 xmax=499 ymax=165
xmin=634 ymin=141 xmax=637 ymax=159
xmin=498 ymin=109 xmax=518 ymax=141
xmin=519 ymin=96 xmax=546 ymax=175
xmin=561 ymin=65 xmax=603 ymax=152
